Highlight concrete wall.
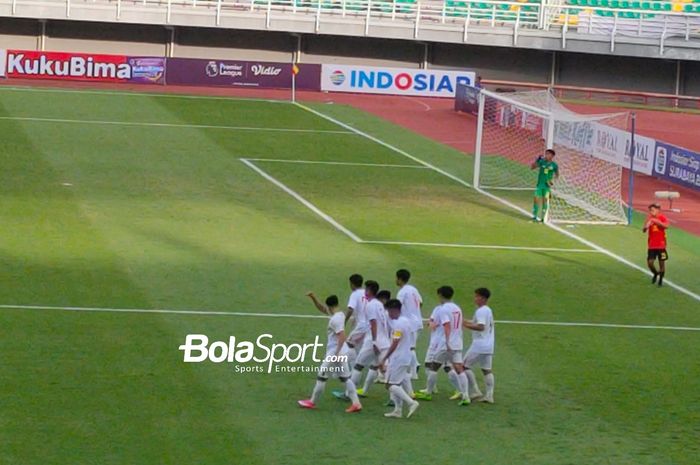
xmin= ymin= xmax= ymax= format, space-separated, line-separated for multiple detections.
xmin=45 ymin=21 xmax=167 ymax=55
xmin=0 ymin=18 xmax=40 ymax=50
xmin=556 ymin=52 xmax=678 ymax=94
xmin=431 ymin=44 xmax=552 ymax=84
xmin=0 ymin=17 xmax=697 ymax=97
xmin=175 ymin=28 xmax=295 ymax=61
xmin=681 ymin=61 xmax=700 ymax=97
xmin=302 ymin=35 xmax=424 ymax=67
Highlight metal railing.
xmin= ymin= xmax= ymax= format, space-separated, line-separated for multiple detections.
xmin=484 ymin=78 xmax=700 ymax=108
xmin=2 ymin=0 xmax=700 ymax=45
xmin=545 ymin=3 xmax=700 ymax=51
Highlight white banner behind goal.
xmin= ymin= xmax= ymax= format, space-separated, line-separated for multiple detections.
xmin=473 ymin=90 xmax=629 ymax=225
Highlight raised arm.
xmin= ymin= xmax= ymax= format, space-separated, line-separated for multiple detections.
xmin=530 ymin=156 xmax=542 ymax=170
xmin=306 ymin=292 xmax=330 ymax=316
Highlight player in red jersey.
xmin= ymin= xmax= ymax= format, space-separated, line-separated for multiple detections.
xmin=642 ymin=203 xmax=670 ymax=287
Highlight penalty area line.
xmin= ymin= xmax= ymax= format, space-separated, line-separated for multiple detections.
xmin=294 ymin=103 xmax=700 ymax=304
xmin=244 ymin=158 xmax=428 ymax=169
xmin=1 ymin=304 xmax=698 ymax=332
xmin=240 ymin=158 xmax=362 ymax=243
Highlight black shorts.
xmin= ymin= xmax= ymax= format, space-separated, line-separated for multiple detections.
xmin=647 ymin=249 xmax=668 ymax=261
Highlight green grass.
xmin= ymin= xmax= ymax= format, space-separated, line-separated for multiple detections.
xmin=0 ymin=87 xmax=699 ymax=465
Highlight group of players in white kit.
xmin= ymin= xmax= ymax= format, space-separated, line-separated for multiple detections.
xmin=298 ymin=270 xmax=495 ymax=419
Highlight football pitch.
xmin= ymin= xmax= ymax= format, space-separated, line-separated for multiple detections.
xmin=1 ymin=86 xmax=699 ymax=465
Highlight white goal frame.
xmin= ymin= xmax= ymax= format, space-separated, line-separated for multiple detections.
xmin=472 ymin=89 xmax=628 ymax=225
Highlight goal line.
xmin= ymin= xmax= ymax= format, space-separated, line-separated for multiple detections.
xmin=241 ymin=158 xmax=598 ymax=254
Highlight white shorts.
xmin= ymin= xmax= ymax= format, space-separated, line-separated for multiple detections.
xmin=347 ymin=327 xmax=367 ymax=348
xmin=385 ymin=362 xmax=411 ymax=385
xmin=425 ymin=347 xmax=462 ymax=365
xmin=317 ymin=358 xmax=351 ymax=380
xmin=463 ymin=350 xmax=493 ymax=370
xmin=356 ymin=344 xmax=388 ymax=368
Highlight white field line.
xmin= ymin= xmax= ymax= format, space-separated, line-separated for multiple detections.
xmin=0 ymin=85 xmax=289 ymax=103
xmin=244 ymin=159 xmax=593 ymax=254
xmin=295 ymin=103 xmax=474 ymax=188
xmin=362 ymin=240 xmax=599 ymax=253
xmin=1 ymin=304 xmax=698 ymax=332
xmin=0 ymin=116 xmax=353 ymax=135
xmin=482 ymin=186 xmax=532 ymax=191
xmin=295 ymin=103 xmax=700 ymax=305
xmin=476 ymin=186 xmax=700 ymax=304
xmin=240 ymin=158 xmax=362 ymax=243
xmin=245 ymin=158 xmax=428 ymax=169
xmin=400 ymin=96 xmax=432 ymax=112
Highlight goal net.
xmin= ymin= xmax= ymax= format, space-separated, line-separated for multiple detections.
xmin=473 ymin=89 xmax=629 ymax=225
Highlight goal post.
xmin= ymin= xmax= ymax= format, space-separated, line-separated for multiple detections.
xmin=472 ymin=89 xmax=629 ymax=225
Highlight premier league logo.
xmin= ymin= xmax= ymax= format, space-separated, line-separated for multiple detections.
xmin=205 ymin=61 xmax=219 ymax=78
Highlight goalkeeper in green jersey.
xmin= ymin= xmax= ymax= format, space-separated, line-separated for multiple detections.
xmin=530 ymin=149 xmax=559 ymax=222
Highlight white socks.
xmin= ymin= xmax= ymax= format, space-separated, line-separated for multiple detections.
xmin=458 ymin=372 xmax=469 ymax=398
xmin=426 ymin=370 xmax=438 ymax=393
xmin=362 ymin=368 xmax=379 ymax=393
xmin=484 ymin=373 xmax=494 ymax=398
xmin=345 ymin=379 xmax=361 ymax=405
xmin=312 ymin=379 xmax=361 ymax=405
xmin=390 ymin=384 xmax=415 ymax=408
xmin=447 ymin=370 xmax=460 ymax=392
xmin=410 ymin=350 xmax=419 ymax=379
xmin=465 ymin=369 xmax=481 ymax=396
xmin=350 ymin=368 xmax=363 ymax=387
xmin=389 ymin=389 xmax=401 ymax=412
xmin=401 ymin=378 xmax=414 ymax=398
xmin=311 ymin=380 xmax=325 ymax=403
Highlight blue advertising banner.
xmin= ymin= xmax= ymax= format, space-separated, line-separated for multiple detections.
xmin=653 ymin=142 xmax=700 ymax=191
xmin=454 ymin=83 xmax=480 ymax=115
xmin=321 ymin=64 xmax=475 ymax=97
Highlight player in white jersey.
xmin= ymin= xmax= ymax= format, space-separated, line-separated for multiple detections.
xmin=350 ymin=280 xmax=391 ymax=397
xmin=462 ymin=287 xmax=496 ymax=403
xmin=345 ymin=273 xmax=367 ymax=368
xmin=414 ymin=286 xmax=471 ymax=405
xmin=395 ymin=269 xmax=423 ymax=385
xmin=379 ymin=299 xmax=420 ymax=419
xmin=298 ymin=293 xmax=362 ymax=413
